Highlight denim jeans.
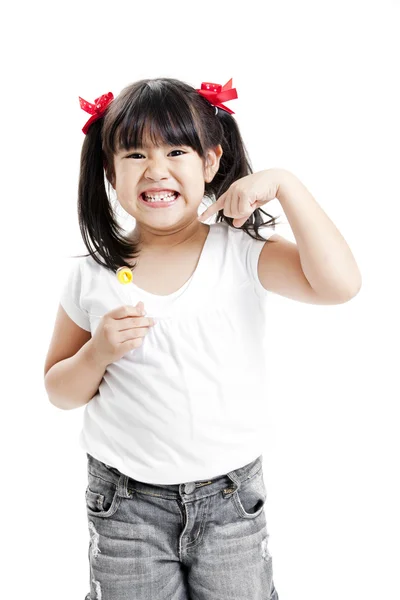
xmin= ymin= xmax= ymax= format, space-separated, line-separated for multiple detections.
xmin=84 ymin=452 xmax=279 ymax=600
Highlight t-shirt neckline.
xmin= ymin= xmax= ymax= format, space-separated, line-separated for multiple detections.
xmin=128 ymin=224 xmax=213 ymax=299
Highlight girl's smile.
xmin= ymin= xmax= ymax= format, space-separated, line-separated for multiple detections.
xmin=139 ymin=191 xmax=181 ymax=208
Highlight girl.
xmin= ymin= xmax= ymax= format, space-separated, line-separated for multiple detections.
xmin=44 ymin=77 xmax=361 ymax=600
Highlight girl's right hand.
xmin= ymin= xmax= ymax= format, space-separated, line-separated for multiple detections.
xmin=89 ymin=301 xmax=156 ymax=367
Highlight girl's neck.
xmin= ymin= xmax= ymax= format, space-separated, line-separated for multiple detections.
xmin=130 ymin=221 xmax=209 ymax=253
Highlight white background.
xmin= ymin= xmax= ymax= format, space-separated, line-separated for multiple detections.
xmin=2 ymin=1 xmax=399 ymax=599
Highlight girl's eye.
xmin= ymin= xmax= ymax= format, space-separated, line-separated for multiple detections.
xmin=127 ymin=150 xmax=186 ymax=159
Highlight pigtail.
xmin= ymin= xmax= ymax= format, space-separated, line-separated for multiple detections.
xmin=75 ymin=119 xmax=138 ymax=273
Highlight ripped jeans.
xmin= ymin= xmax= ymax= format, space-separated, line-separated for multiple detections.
xmin=84 ymin=452 xmax=279 ymax=600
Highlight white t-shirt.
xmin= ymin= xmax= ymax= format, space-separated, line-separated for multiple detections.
xmin=60 ymin=222 xmax=276 ymax=484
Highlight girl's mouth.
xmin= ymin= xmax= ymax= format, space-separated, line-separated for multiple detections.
xmin=139 ymin=192 xmax=180 ymax=208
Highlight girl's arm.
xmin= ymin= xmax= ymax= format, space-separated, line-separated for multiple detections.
xmin=276 ymin=169 xmax=362 ymax=299
xmin=44 ymin=340 xmax=107 ymax=410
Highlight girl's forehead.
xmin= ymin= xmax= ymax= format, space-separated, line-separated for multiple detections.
xmin=115 ymin=123 xmax=192 ymax=152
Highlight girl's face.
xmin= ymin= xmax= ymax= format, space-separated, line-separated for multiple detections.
xmin=111 ymin=138 xmax=222 ymax=231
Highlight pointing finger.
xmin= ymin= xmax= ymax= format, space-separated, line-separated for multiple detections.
xmin=198 ymin=193 xmax=226 ymax=222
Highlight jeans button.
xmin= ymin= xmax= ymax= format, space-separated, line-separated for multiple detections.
xmin=184 ymin=482 xmax=196 ymax=494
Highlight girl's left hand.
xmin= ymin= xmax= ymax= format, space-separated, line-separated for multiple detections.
xmin=198 ymin=169 xmax=282 ymax=228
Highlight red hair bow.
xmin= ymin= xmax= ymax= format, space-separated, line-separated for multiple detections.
xmin=79 ymin=92 xmax=114 ymax=134
xmin=196 ymin=78 xmax=238 ymax=114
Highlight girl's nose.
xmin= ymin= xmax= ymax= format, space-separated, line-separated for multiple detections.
xmin=144 ymin=159 xmax=170 ymax=178
xmin=145 ymin=168 xmax=169 ymax=179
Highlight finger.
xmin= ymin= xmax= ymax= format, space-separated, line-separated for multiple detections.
xmin=110 ymin=304 xmax=145 ymax=320
xmin=237 ymin=191 xmax=251 ymax=215
xmin=134 ymin=317 xmax=155 ymax=327
xmin=198 ymin=192 xmax=227 ymax=222
xmin=198 ymin=202 xmax=220 ymax=222
xmin=232 ymin=216 xmax=249 ymax=228
xmin=118 ymin=317 xmax=154 ymax=332
xmin=232 ymin=198 xmax=257 ymax=227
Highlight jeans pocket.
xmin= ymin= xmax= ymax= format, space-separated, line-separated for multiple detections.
xmin=231 ymin=468 xmax=267 ymax=519
xmin=85 ymin=471 xmax=122 ymax=518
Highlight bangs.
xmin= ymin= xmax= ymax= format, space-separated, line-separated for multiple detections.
xmin=105 ymin=84 xmax=205 ymax=157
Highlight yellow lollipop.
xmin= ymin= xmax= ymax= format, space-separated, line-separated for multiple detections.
xmin=116 ymin=267 xmax=133 ymax=284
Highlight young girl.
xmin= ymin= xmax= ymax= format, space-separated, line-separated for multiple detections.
xmin=44 ymin=77 xmax=361 ymax=600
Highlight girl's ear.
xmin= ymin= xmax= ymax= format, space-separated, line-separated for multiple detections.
xmin=204 ymin=144 xmax=223 ymax=183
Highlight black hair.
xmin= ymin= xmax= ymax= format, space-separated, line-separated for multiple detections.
xmin=74 ymin=77 xmax=280 ymax=272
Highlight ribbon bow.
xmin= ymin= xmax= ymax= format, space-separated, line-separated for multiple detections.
xmin=79 ymin=92 xmax=114 ymax=134
xmin=196 ymin=78 xmax=238 ymax=114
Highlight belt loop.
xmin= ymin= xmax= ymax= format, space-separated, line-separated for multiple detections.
xmin=117 ymin=473 xmax=131 ymax=498
xmin=225 ymin=469 xmax=241 ymax=495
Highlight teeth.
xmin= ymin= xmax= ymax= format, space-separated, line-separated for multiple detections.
xmin=143 ymin=191 xmax=177 ymax=202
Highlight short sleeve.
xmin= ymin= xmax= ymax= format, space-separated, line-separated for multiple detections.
xmin=245 ymin=227 xmax=277 ymax=298
xmin=60 ymin=259 xmax=91 ymax=331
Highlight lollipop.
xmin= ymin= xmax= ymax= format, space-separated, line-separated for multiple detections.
xmin=116 ymin=267 xmax=153 ymax=335
xmin=116 ymin=266 xmax=150 ymax=315
xmin=116 ymin=267 xmax=133 ymax=285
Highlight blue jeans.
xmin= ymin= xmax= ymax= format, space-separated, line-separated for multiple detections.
xmin=84 ymin=452 xmax=279 ymax=600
